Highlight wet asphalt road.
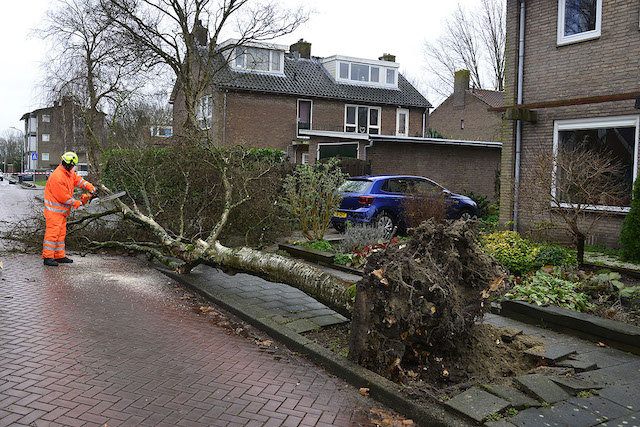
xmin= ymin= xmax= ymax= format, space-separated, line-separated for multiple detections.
xmin=0 ymin=184 xmax=388 ymax=426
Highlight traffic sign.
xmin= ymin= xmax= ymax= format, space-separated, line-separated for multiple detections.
xmin=31 ymin=153 xmax=37 ymax=161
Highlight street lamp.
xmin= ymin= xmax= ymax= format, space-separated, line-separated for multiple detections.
xmin=9 ymin=126 xmax=24 ymax=173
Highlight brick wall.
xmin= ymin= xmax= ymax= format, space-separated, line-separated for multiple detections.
xmin=367 ymin=141 xmax=501 ymax=201
xmin=500 ymin=0 xmax=640 ymax=247
xmin=429 ymin=93 xmax=503 ymax=141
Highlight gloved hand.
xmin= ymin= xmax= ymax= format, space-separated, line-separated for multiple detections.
xmin=80 ymin=193 xmax=92 ymax=205
xmin=72 ymin=200 xmax=82 ymax=209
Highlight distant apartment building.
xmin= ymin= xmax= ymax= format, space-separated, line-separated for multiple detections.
xmin=20 ymin=97 xmax=104 ymax=172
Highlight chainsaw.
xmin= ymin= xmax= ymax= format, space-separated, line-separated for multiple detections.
xmin=79 ymin=191 xmax=126 ymax=209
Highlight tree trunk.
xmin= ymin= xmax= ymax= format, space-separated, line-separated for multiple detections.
xmin=576 ymin=233 xmax=585 ymax=265
xmin=205 ymin=242 xmax=354 ymax=317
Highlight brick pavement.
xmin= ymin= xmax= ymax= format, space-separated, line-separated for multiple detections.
xmin=0 ymin=254 xmax=392 ymax=426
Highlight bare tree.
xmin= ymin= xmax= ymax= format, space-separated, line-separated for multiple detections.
xmin=524 ymin=144 xmax=629 ymax=264
xmin=102 ymin=0 xmax=308 ymax=134
xmin=39 ymin=0 xmax=148 ymax=171
xmin=0 ymin=130 xmax=23 ymax=172
xmin=424 ymin=0 xmax=506 ymax=99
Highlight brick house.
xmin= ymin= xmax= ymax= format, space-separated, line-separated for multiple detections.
xmin=429 ymin=70 xmax=504 ymax=142
xmin=498 ymin=0 xmax=640 ymax=247
xmin=171 ymin=39 xmax=502 ymax=199
xmin=20 ymin=97 xmax=103 ymax=173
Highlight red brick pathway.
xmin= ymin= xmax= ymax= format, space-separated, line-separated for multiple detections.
xmin=0 ymin=254 xmax=389 ymax=426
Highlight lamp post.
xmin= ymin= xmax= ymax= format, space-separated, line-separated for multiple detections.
xmin=9 ymin=126 xmax=24 ymax=173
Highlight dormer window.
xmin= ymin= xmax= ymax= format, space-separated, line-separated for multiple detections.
xmin=324 ymin=56 xmax=399 ymax=89
xmin=234 ymin=46 xmax=283 ymax=74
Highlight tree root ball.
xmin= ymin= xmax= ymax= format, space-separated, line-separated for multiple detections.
xmin=348 ymin=219 xmax=505 ymax=382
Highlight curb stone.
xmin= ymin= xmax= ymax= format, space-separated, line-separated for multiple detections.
xmin=156 ymin=266 xmax=471 ymax=427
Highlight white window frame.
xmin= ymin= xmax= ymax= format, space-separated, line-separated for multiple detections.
xmin=197 ymin=95 xmax=213 ymax=130
xmin=396 ymin=108 xmax=409 ymax=136
xmin=42 ymin=133 xmax=50 ymax=142
xmin=336 ymin=61 xmax=398 ymax=89
xmin=552 ymin=115 xmax=640 ymax=212
xmin=42 ymin=114 xmax=50 ymax=123
xmin=296 ymin=99 xmax=313 ymax=138
xmin=317 ymin=142 xmax=360 ymax=160
xmin=344 ymin=104 xmax=381 ymax=134
xmin=301 ymin=152 xmax=309 ymax=165
xmin=42 ymin=152 xmax=49 ymax=161
xmin=557 ymin=0 xmax=602 ymax=46
xmin=234 ymin=46 xmax=284 ymax=74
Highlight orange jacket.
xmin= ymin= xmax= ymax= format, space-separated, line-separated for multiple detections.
xmin=44 ymin=165 xmax=95 ymax=216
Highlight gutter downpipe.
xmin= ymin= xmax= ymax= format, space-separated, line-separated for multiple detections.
xmin=364 ymin=138 xmax=374 ymax=161
xmin=513 ymin=0 xmax=525 ymax=232
xmin=222 ymin=90 xmax=228 ymax=145
xmin=422 ymin=108 xmax=427 ymax=137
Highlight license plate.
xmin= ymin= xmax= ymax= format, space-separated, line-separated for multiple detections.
xmin=334 ymin=211 xmax=347 ymax=218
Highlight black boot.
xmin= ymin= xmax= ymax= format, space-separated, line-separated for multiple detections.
xmin=56 ymin=257 xmax=73 ymax=264
xmin=43 ymin=258 xmax=59 ymax=267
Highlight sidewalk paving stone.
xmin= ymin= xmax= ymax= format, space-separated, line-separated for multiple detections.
xmin=566 ymin=395 xmax=632 ymax=422
xmin=550 ymin=376 xmax=603 ymax=393
xmin=445 ymin=387 xmax=510 ymax=422
xmin=515 ymin=374 xmax=570 ymax=403
xmin=599 ymin=385 xmax=640 ymax=412
xmin=483 ymin=385 xmax=540 ymax=409
xmin=601 ymin=411 xmax=640 ymax=427
xmin=524 ymin=345 xmax=576 ymax=363
xmin=508 ymin=408 xmax=565 ymax=426
xmin=538 ymin=401 xmax=603 ymax=426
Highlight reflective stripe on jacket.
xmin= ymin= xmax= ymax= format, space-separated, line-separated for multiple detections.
xmin=43 ymin=165 xmax=95 ymax=216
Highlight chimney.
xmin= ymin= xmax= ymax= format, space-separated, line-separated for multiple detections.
xmin=453 ymin=70 xmax=470 ymax=109
xmin=194 ymin=20 xmax=208 ymax=47
xmin=290 ymin=39 xmax=311 ymax=59
xmin=378 ymin=53 xmax=396 ymax=62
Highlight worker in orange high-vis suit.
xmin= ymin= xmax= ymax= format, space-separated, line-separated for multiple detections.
xmin=42 ymin=152 xmax=96 ymax=266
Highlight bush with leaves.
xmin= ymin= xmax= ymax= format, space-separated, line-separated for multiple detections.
xmin=620 ymin=176 xmax=640 ymax=262
xmin=479 ymin=231 xmax=538 ymax=276
xmin=463 ymin=191 xmax=491 ymax=217
xmin=533 ymin=245 xmax=576 ymax=269
xmin=505 ymin=270 xmax=593 ymax=312
xmin=280 ymin=158 xmax=346 ymax=241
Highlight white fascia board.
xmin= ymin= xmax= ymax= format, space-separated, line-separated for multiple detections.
xmin=371 ymin=134 xmax=502 ymax=148
xmin=321 ymin=55 xmax=399 ymax=68
xmin=299 ymin=129 xmax=370 ymax=140
xmin=218 ymin=38 xmax=288 ymax=51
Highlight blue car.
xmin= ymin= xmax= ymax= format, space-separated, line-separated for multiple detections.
xmin=331 ymin=175 xmax=478 ymax=235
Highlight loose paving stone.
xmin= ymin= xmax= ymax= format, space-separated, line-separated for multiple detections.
xmin=483 ymin=385 xmax=541 ymax=408
xmin=550 ymin=376 xmax=603 ymax=394
xmin=601 ymin=411 xmax=640 ymax=427
xmin=524 ymin=345 xmax=576 ymax=363
xmin=284 ymin=318 xmax=321 ymax=333
xmin=484 ymin=420 xmax=517 ymax=427
xmin=508 ymin=408 xmax=565 ymax=426
xmin=445 ymin=387 xmax=510 ymax=423
xmin=538 ymin=401 xmax=603 ymax=426
xmin=556 ymin=358 xmax=598 ymax=372
xmin=310 ymin=314 xmax=348 ymax=327
xmin=599 ymin=385 xmax=640 ymax=412
xmin=567 ymin=396 xmax=632 ymax=423
xmin=515 ymin=374 xmax=571 ymax=403
xmin=500 ymin=327 xmax=523 ymax=343
xmin=577 ymin=361 xmax=640 ymax=387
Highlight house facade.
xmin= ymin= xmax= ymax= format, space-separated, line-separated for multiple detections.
xmin=499 ymin=0 xmax=640 ymax=247
xmin=20 ymin=97 xmax=101 ymax=172
xmin=171 ymin=39 xmax=502 ymax=199
xmin=429 ymin=70 xmax=504 ymax=142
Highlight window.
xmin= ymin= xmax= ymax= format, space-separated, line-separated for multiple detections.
xmin=386 ymin=69 xmax=396 ymax=85
xmin=318 ymin=143 xmax=358 ymax=159
xmin=42 ymin=153 xmax=49 ymax=161
xmin=42 ymin=114 xmax=50 ymax=123
xmin=345 ymin=105 xmax=381 ymax=134
xmin=150 ymin=126 xmax=173 ymax=137
xmin=553 ymin=116 xmax=639 ymax=210
xmin=297 ymin=99 xmax=312 ymax=137
xmin=301 ymin=152 xmax=309 ymax=165
xmin=42 ymin=134 xmax=50 ymax=142
xmin=234 ymin=46 xmax=283 ymax=73
xmin=197 ymin=95 xmax=213 ymax=130
xmin=336 ymin=61 xmax=397 ymax=88
xmin=396 ymin=108 xmax=409 ymax=136
xmin=557 ymin=0 xmax=602 ymax=45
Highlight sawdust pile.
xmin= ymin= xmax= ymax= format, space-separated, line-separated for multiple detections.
xmin=348 ymin=219 xmax=506 ymax=383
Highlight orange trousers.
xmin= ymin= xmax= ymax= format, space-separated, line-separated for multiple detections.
xmin=42 ymin=212 xmax=68 ymax=259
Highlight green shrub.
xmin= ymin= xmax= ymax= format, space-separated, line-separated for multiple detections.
xmin=620 ymin=176 xmax=640 ymax=261
xmin=505 ymin=270 xmax=593 ymax=312
xmin=296 ymin=239 xmax=334 ymax=253
xmin=479 ymin=231 xmax=538 ymax=276
xmin=463 ymin=191 xmax=491 ymax=217
xmin=533 ymin=245 xmax=577 ymax=269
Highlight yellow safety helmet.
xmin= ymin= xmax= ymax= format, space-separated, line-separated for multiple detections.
xmin=61 ymin=152 xmax=79 ymax=170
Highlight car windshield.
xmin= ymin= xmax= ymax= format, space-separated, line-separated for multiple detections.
xmin=339 ymin=180 xmax=372 ymax=193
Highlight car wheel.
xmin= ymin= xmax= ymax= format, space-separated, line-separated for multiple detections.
xmin=374 ymin=212 xmax=395 ymax=238
xmin=457 ymin=209 xmax=475 ymax=221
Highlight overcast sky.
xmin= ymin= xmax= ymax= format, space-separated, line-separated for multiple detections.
xmin=0 ymin=0 xmax=480 ymax=136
